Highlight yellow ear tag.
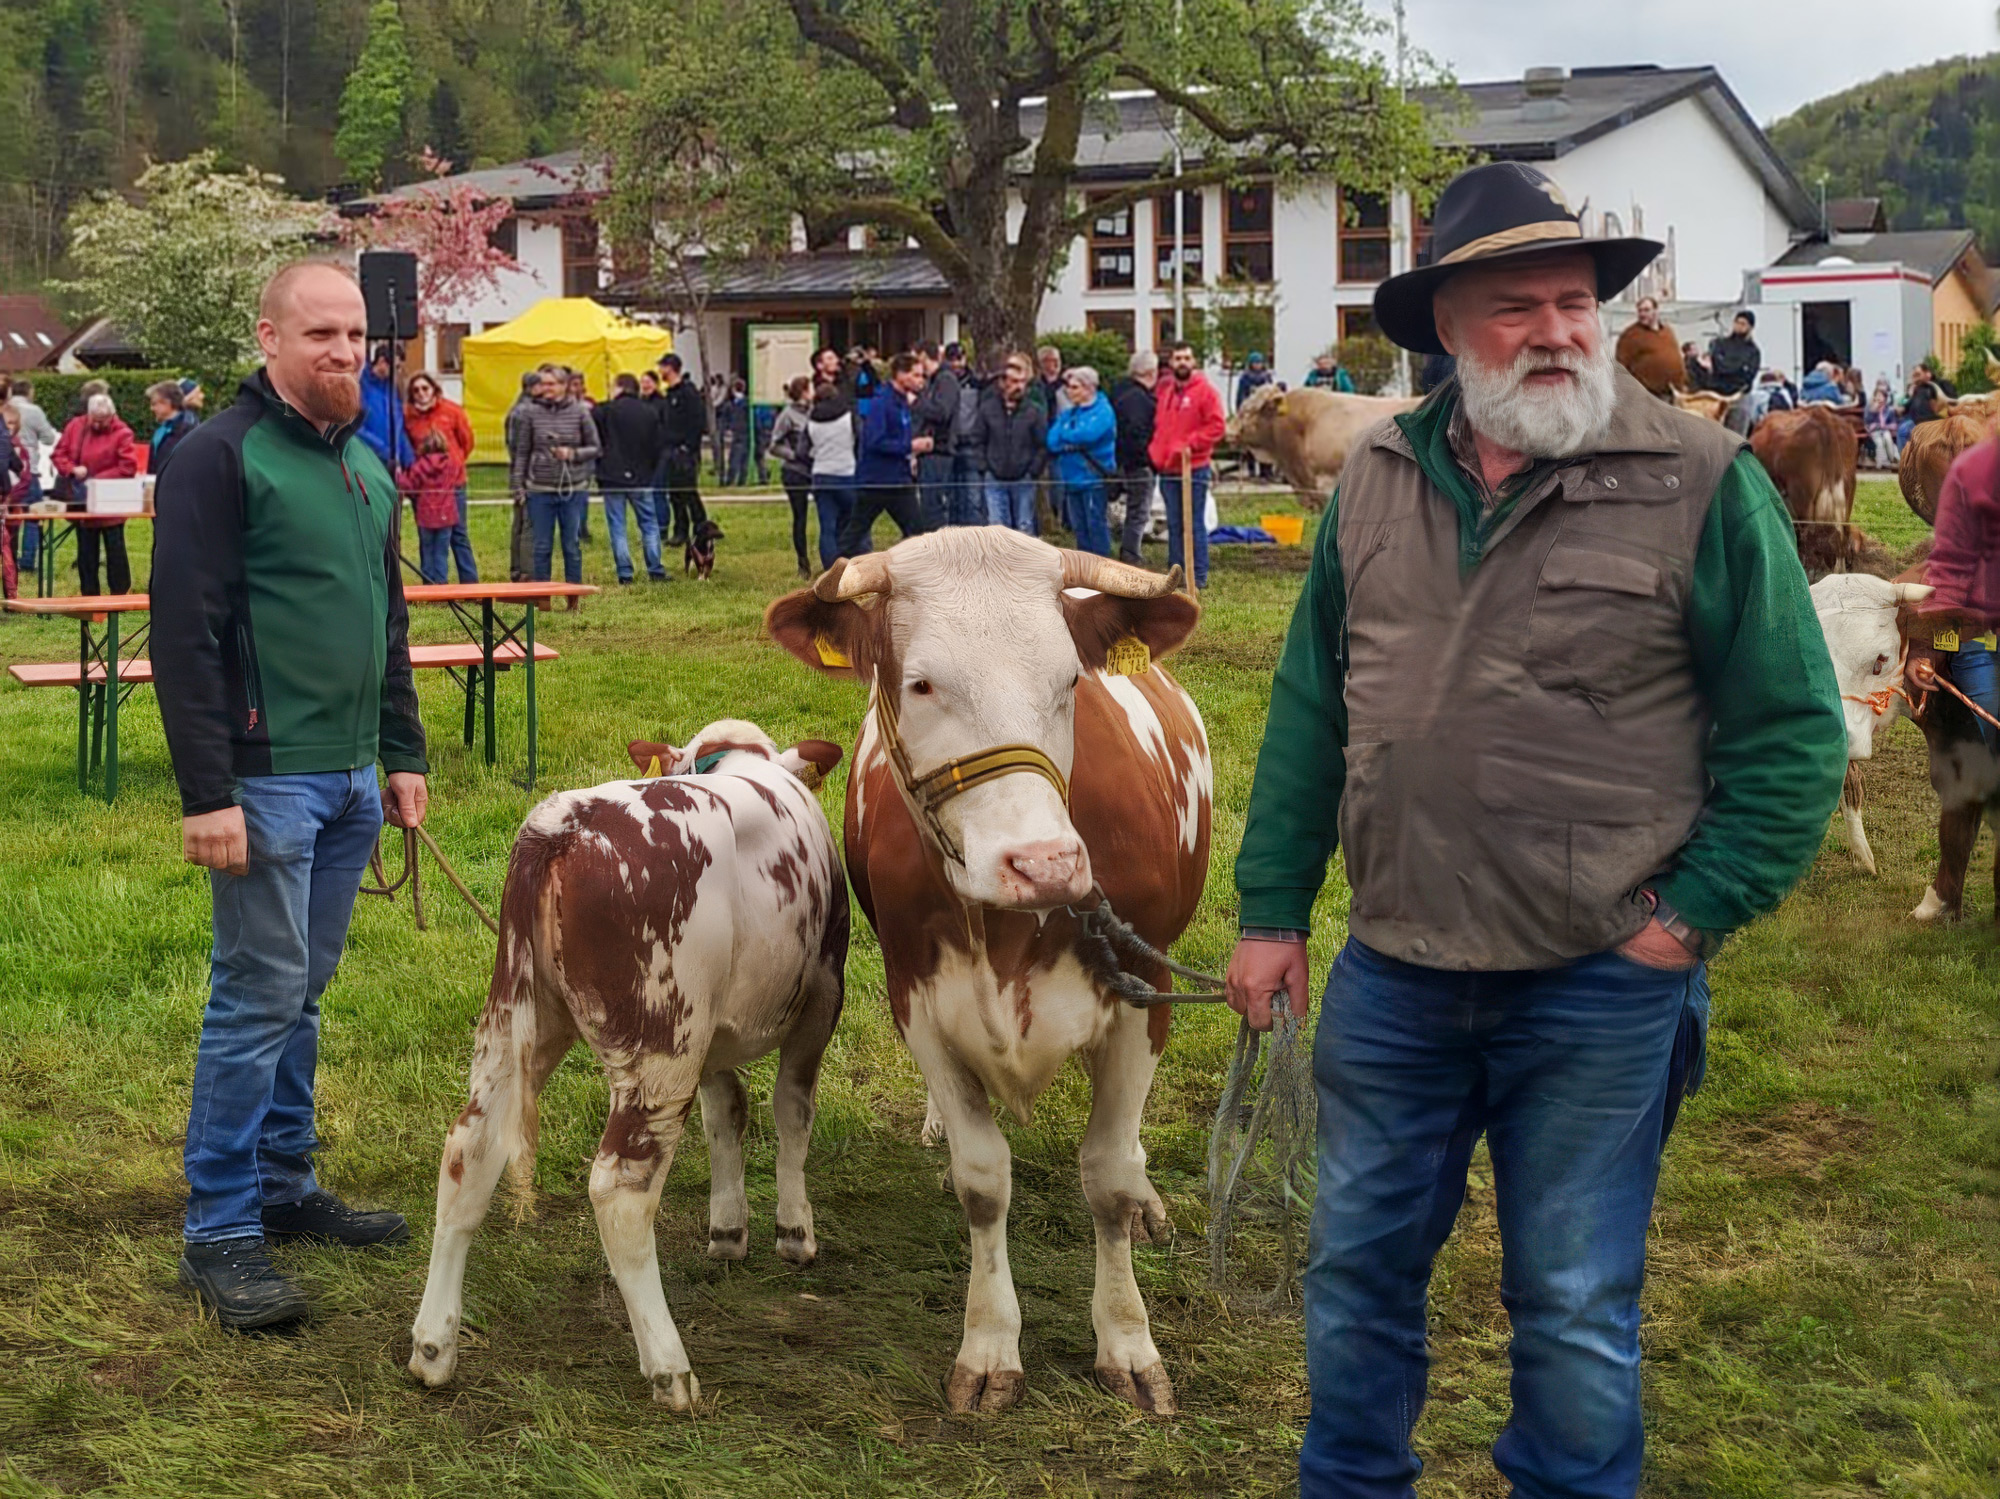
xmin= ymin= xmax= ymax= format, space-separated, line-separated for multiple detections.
xmin=644 ymin=755 xmax=663 ymax=778
xmin=1934 ymin=627 xmax=1961 ymax=652
xmin=1274 ymin=395 xmax=1288 ymax=416
xmin=815 ymin=635 xmax=851 ymax=668
xmin=1104 ymin=636 xmax=1151 ymax=676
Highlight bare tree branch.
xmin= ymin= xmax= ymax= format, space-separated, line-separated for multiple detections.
xmin=807 ymin=195 xmax=977 ymax=285
xmin=784 ymin=0 xmax=933 ymax=131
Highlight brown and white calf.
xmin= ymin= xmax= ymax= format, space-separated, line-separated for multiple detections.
xmin=1811 ymin=572 xmax=1933 ymax=874
xmin=767 ymin=527 xmax=1211 ymax=1416
xmin=408 ymin=720 xmax=847 ymax=1409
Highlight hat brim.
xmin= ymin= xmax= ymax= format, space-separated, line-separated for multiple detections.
xmin=1372 ymin=237 xmax=1666 ymax=356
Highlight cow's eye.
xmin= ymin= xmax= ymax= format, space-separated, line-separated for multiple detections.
xmin=909 ymin=680 xmax=933 ymax=696
xmin=1873 ymin=654 xmax=1890 ymax=675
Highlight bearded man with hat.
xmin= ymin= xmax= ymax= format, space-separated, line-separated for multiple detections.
xmin=1225 ymin=161 xmax=1845 ymax=1497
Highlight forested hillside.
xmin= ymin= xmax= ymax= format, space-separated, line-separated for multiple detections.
xmin=0 ymin=0 xmax=653 ymax=287
xmin=1770 ymin=52 xmax=2000 ymax=255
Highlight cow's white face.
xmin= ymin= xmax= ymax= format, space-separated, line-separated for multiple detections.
xmin=1812 ymin=574 xmax=1930 ymax=759
xmin=768 ymin=528 xmax=1200 ymax=912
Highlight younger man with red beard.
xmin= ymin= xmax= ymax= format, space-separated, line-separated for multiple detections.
xmin=152 ymin=260 xmax=429 ymax=1329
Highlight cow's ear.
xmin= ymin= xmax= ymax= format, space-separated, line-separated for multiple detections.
xmin=765 ymin=587 xmax=876 ymax=680
xmin=779 ymin=738 xmax=843 ymax=788
xmin=628 ymin=739 xmax=677 ymax=776
xmin=1063 ymin=590 xmax=1201 ymax=673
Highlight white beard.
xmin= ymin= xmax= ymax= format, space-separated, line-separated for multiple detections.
xmin=1456 ymin=338 xmax=1618 ymax=459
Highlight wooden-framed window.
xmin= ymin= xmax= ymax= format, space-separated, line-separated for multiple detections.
xmin=437 ymin=322 xmax=471 ymax=375
xmin=488 ymin=216 xmax=519 ymax=258
xmin=1086 ymin=309 xmax=1136 ymax=348
xmin=1153 ymin=310 xmax=1184 ymax=353
xmin=1337 ymin=189 xmax=1391 ymax=284
xmin=1087 ymin=196 xmax=1136 ymax=290
xmin=1154 ymin=191 xmax=1204 ymax=288
xmin=1339 ymin=307 xmax=1378 ymax=341
xmin=1410 ymin=206 xmax=1435 ymax=268
xmin=561 ymin=216 xmax=602 ymax=297
xmin=1224 ymin=181 xmax=1275 ymax=283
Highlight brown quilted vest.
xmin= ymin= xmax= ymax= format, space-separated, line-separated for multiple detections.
xmin=1336 ymin=367 xmax=1746 ymax=970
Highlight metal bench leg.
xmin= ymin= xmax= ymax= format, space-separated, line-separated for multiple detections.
xmin=463 ymin=664 xmax=478 ymax=748
xmin=103 ymin=612 xmax=119 ymax=803
xmin=525 ymin=604 xmax=538 ymax=790
xmin=482 ymin=600 xmax=497 ymax=766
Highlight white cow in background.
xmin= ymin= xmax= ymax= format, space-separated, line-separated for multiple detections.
xmin=1811 ymin=573 xmax=1933 ymax=874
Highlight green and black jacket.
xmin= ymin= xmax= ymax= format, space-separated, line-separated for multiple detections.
xmin=152 ymin=371 xmax=427 ymax=816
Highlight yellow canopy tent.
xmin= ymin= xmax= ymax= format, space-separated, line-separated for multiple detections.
xmin=460 ymin=298 xmax=672 ymax=455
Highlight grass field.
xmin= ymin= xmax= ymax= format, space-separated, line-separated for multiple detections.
xmin=0 ymin=479 xmax=1994 ymax=1498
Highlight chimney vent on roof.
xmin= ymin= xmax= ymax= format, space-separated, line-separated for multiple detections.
xmin=1523 ymin=67 xmax=1567 ymax=99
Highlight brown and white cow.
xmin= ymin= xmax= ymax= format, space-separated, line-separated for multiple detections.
xmin=408 ymin=720 xmax=848 ymax=1410
xmin=1226 ymin=383 xmax=1421 ymax=506
xmin=1811 ymin=572 xmax=1933 ymax=874
xmin=1899 ymin=413 xmax=1987 ymax=527
xmin=1751 ymin=405 xmax=1858 ymax=579
xmin=766 ymin=527 xmax=1210 ymax=1417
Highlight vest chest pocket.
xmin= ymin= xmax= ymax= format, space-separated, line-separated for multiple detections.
xmin=1526 ymin=545 xmax=1668 ymax=703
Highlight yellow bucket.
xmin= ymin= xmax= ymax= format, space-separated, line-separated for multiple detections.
xmin=1260 ymin=513 xmax=1305 ymax=546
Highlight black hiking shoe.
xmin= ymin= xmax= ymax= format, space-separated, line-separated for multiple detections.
xmin=178 ymin=1237 xmax=310 ymax=1330
xmin=261 ymin=1190 xmax=410 ymax=1248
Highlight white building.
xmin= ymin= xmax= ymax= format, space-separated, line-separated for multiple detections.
xmin=351 ymin=63 xmax=1820 ymax=395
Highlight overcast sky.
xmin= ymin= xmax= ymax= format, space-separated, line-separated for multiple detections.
xmin=1365 ymin=0 xmax=1997 ymax=122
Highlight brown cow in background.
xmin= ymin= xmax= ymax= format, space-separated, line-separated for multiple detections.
xmin=1900 ymin=413 xmax=1988 ymax=526
xmin=1751 ymin=405 xmax=1857 ymax=579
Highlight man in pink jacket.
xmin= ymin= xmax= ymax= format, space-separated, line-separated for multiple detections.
xmin=1148 ymin=341 xmax=1226 ymax=586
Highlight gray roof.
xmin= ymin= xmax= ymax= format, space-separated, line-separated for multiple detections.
xmin=1774 ymin=229 xmax=1978 ymax=283
xmin=606 ymin=250 xmax=951 ymax=307
xmin=342 ymin=150 xmax=600 ymax=214
xmin=1059 ymin=65 xmax=1816 ymax=229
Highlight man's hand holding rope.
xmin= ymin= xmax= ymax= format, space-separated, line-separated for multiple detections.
xmin=1225 ymin=933 xmax=1310 ymax=1032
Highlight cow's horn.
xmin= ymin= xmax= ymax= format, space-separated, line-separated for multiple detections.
xmin=1058 ymin=551 xmax=1183 ymax=598
xmin=1892 ymin=581 xmax=1935 ymax=603
xmin=813 ymin=553 xmax=892 ymax=602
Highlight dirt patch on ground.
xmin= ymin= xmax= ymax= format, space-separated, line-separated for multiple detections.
xmin=1717 ymin=1100 xmax=1877 ymax=1182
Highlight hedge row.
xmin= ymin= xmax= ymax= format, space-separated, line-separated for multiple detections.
xmin=7 ymin=369 xmax=242 ymax=443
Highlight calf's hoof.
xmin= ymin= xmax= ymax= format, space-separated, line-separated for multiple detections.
xmin=651 ymin=1369 xmax=700 ymax=1411
xmin=705 ymin=1225 xmax=749 ymax=1262
xmin=408 ymin=1336 xmax=458 ymax=1389
xmin=1910 ymin=885 xmax=1957 ymax=923
xmin=774 ymin=1220 xmax=818 ymax=1267
xmin=1128 ymin=1194 xmax=1171 ymax=1246
xmin=1096 ymin=1359 xmax=1176 ymax=1417
xmin=944 ymin=1362 xmax=1025 ymax=1413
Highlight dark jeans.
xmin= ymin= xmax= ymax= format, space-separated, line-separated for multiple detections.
xmin=658 ymin=453 xmax=707 ymax=540
xmin=418 ymin=526 xmax=452 ymax=583
xmin=78 ymin=522 xmax=130 ymax=596
xmin=603 ymin=486 xmax=664 ymax=581
xmin=839 ymin=483 xmax=923 ymax=556
xmin=783 ymin=476 xmax=812 ymax=568
xmin=528 ymin=490 xmax=585 ymax=583
xmin=916 ymin=451 xmax=955 ymax=532
xmin=509 ymin=498 xmax=532 ymax=582
xmin=1302 ymin=939 xmax=1708 ymax=1498
xmin=448 ymin=486 xmax=479 ymax=582
xmin=723 ymin=430 xmax=750 ymax=486
xmin=1067 ymin=480 xmax=1109 ymax=555
xmin=949 ymin=457 xmax=985 ymax=526
xmin=1159 ymin=465 xmax=1210 ymax=588
xmin=1951 ymin=639 xmax=1999 ymax=750
xmin=184 ymin=769 xmax=383 ymax=1241
xmin=812 ymin=474 xmax=856 ymax=567
xmin=1114 ymin=466 xmax=1154 ymax=564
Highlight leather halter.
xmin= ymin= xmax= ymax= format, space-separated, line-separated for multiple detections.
xmin=871 ymin=682 xmax=1069 ymax=866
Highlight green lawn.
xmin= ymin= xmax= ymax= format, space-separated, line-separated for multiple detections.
xmin=0 ymin=479 xmax=1994 ymax=1497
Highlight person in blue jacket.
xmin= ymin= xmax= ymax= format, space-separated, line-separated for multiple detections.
xmin=358 ymin=345 xmax=413 ymax=473
xmin=1045 ymin=366 xmax=1118 ymax=556
xmin=837 ymin=352 xmax=928 ymax=555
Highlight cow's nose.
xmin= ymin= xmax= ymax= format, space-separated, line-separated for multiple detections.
xmin=996 ymin=838 xmax=1091 ymax=908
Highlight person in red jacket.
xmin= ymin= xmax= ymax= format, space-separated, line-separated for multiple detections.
xmin=1913 ymin=436 xmax=2000 ymax=746
xmin=403 ymin=372 xmax=479 ymax=582
xmin=398 ymin=430 xmax=468 ymax=584
xmin=50 ymin=392 xmax=140 ymax=595
xmin=1147 ymin=341 xmax=1226 ymax=587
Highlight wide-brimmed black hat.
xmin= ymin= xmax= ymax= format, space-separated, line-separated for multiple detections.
xmin=1372 ymin=161 xmax=1663 ymax=356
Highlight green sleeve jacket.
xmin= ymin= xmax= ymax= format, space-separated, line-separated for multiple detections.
xmin=151 ymin=371 xmax=428 ymax=816
xmin=1236 ymin=400 xmax=1847 ymax=945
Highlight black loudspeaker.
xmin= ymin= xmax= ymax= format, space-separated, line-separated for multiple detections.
xmin=359 ymin=251 xmax=420 ymax=340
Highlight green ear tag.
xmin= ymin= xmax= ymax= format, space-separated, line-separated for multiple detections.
xmin=1104 ymin=637 xmax=1151 ymax=676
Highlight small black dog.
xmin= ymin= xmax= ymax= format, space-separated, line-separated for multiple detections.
xmin=684 ymin=518 xmax=725 ymax=580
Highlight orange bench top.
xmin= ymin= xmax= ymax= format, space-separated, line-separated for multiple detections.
xmin=404 ymin=583 xmax=599 ymax=603
xmin=8 ymin=640 xmax=556 ymax=687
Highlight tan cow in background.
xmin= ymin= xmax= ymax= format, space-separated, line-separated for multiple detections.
xmin=1901 ymin=413 xmax=1989 ymax=527
xmin=1226 ymin=384 xmax=1420 ymax=507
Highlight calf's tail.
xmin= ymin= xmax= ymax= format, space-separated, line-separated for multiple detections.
xmin=480 ymin=824 xmax=573 ymax=1220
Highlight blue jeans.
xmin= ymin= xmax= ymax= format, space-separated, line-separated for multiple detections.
xmin=949 ymin=458 xmax=985 ymax=526
xmin=813 ymin=475 xmax=857 ymax=566
xmin=418 ymin=526 xmax=452 ymax=583
xmin=1302 ymin=939 xmax=1708 ymax=1499
xmin=1067 ymin=479 xmax=1109 ymax=555
xmin=917 ymin=452 xmax=955 ymax=532
xmin=448 ymin=486 xmax=478 ymax=583
xmin=1159 ymin=465 xmax=1210 ymax=587
xmin=183 ymin=770 xmax=385 ymax=1241
xmin=603 ymin=486 xmax=664 ymax=581
xmin=986 ymin=477 xmax=1038 ymax=533
xmin=528 ymin=490 xmax=585 ymax=583
xmin=1951 ymin=640 xmax=1999 ymax=749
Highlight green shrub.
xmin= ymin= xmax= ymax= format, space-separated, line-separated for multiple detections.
xmin=15 ymin=369 xmax=231 ymax=443
xmin=1041 ymin=328 xmax=1131 ymax=390
xmin=1951 ymin=322 xmax=1997 ymax=395
xmin=1336 ymin=332 xmax=1398 ymax=396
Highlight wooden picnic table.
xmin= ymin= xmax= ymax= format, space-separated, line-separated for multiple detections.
xmin=3 ymin=593 xmax=152 ymax=801
xmin=4 ymin=505 xmax=154 ymax=600
xmin=402 ymin=582 xmax=597 ymax=789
